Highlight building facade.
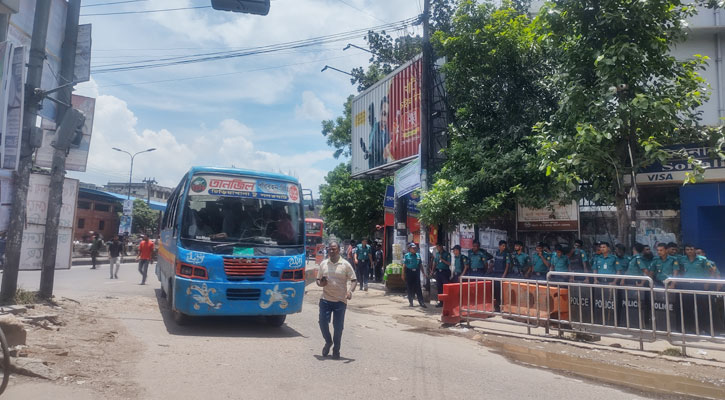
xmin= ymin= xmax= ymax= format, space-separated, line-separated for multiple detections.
xmin=75 ymin=190 xmax=122 ymax=241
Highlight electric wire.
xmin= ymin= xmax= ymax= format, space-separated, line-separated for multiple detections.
xmin=81 ymin=6 xmax=211 ymax=17
xmin=90 ymin=17 xmax=419 ymax=74
xmin=81 ymin=0 xmax=151 ymax=7
xmin=97 ymin=53 xmax=362 ymax=88
xmin=335 ymin=0 xmax=389 ymax=24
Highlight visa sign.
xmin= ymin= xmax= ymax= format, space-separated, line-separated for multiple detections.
xmin=634 ymin=145 xmax=725 ymax=185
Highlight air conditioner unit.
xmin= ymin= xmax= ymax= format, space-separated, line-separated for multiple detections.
xmin=0 ymin=0 xmax=19 ymax=14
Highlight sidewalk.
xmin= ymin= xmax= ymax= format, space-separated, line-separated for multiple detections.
xmin=307 ymin=280 xmax=725 ymax=399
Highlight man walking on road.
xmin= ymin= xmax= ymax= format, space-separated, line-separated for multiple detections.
xmin=107 ymin=235 xmax=125 ymax=279
xmin=353 ymin=238 xmax=373 ymax=291
xmin=137 ymin=235 xmax=155 ymax=285
xmin=402 ymin=243 xmax=427 ymax=308
xmin=90 ymin=233 xmax=103 ymax=269
xmin=316 ymin=241 xmax=357 ymax=359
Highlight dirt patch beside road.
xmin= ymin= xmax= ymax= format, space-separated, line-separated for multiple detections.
xmin=7 ymin=298 xmax=145 ymax=399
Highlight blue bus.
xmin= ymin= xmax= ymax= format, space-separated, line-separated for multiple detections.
xmin=156 ymin=167 xmax=308 ymax=326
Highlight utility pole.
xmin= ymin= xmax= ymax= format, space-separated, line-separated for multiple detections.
xmin=0 ymin=0 xmax=52 ymax=303
xmin=419 ymin=0 xmax=432 ymax=290
xmin=39 ymin=0 xmax=82 ymax=300
xmin=143 ymin=177 xmax=157 ymax=205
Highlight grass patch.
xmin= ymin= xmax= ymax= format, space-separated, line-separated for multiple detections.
xmin=14 ymin=289 xmax=39 ymax=305
xmin=660 ymin=347 xmax=684 ymax=357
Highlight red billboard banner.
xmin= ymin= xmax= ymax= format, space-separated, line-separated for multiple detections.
xmin=351 ymin=56 xmax=422 ymax=177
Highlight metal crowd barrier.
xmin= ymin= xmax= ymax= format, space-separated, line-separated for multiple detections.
xmin=457 ymin=272 xmax=725 ymax=353
xmin=662 ymin=277 xmax=725 ymax=353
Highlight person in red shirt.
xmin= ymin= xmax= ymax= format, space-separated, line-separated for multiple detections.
xmin=136 ymin=234 xmax=155 ymax=285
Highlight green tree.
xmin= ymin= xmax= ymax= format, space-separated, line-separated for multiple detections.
xmin=319 ymin=164 xmax=390 ymax=239
xmin=532 ymin=0 xmax=719 ymax=245
xmin=132 ymin=199 xmax=159 ymax=236
xmin=420 ymin=1 xmax=558 ymax=228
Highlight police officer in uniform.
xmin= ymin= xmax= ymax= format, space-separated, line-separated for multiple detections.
xmin=651 ymin=243 xmax=681 ymax=288
xmin=530 ymin=242 xmax=551 ymax=280
xmin=429 ymin=243 xmax=451 ymax=307
xmin=568 ymin=239 xmax=589 ymax=276
xmin=550 ymin=244 xmax=570 ymax=282
xmin=592 ymin=242 xmax=622 ymax=284
xmin=451 ymin=245 xmax=469 ymax=282
xmin=467 ymin=240 xmax=492 ymax=277
xmin=489 ymin=240 xmax=511 ymax=278
xmin=512 ymin=241 xmax=531 ymax=278
xmin=353 ymin=238 xmax=374 ymax=291
xmin=402 ymin=243 xmax=427 ymax=308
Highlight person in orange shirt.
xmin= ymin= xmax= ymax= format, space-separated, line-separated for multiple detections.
xmin=136 ymin=234 xmax=155 ymax=285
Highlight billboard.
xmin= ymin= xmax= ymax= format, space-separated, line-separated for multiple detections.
xmin=351 ymin=55 xmax=422 ymax=177
xmin=517 ymin=201 xmax=579 ymax=232
xmin=35 ymin=94 xmax=96 ymax=171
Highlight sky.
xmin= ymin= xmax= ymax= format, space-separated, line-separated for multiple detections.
xmin=66 ymin=0 xmax=423 ymax=196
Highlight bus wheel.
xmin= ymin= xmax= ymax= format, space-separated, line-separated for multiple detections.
xmin=266 ymin=315 xmax=286 ymax=327
xmin=168 ymin=280 xmax=190 ymax=326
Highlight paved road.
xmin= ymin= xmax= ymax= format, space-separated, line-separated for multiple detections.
xmin=5 ymin=262 xmax=651 ymax=399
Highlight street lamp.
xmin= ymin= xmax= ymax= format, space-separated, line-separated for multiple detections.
xmin=321 ymin=65 xmax=353 ymax=76
xmin=112 ymin=147 xmax=157 ymax=199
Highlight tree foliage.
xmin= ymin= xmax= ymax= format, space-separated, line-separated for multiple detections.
xmin=319 ymin=164 xmax=390 ymax=239
xmin=132 ymin=199 xmax=159 ymax=236
xmin=532 ymin=0 xmax=718 ymax=243
xmin=420 ymin=1 xmax=559 ymax=227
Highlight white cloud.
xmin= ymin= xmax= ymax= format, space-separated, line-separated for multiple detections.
xmin=295 ymin=91 xmax=332 ymax=120
xmin=70 ymin=84 xmax=332 ymax=194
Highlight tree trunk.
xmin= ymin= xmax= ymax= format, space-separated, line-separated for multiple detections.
xmin=615 ymin=192 xmax=630 ymax=246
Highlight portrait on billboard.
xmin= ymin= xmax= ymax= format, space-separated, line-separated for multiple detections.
xmin=351 ymin=56 xmax=423 ymax=176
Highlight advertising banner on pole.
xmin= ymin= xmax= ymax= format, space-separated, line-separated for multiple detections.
xmin=393 ymin=157 xmax=421 ymax=197
xmin=74 ymin=24 xmax=92 ymax=83
xmin=19 ymin=173 xmax=78 ymax=270
xmin=0 ymin=42 xmax=11 ymax=168
xmin=8 ymin=0 xmax=68 ymax=123
xmin=35 ymin=94 xmax=96 ymax=171
xmin=351 ymin=55 xmax=422 ymax=177
xmin=1 ymin=46 xmax=25 ymax=170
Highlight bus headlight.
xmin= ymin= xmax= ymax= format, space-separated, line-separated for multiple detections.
xmin=176 ymin=261 xmax=209 ymax=280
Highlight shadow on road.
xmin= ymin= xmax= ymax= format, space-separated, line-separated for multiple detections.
xmin=154 ymin=289 xmax=306 ymax=339
xmin=313 ymin=354 xmax=355 ymax=364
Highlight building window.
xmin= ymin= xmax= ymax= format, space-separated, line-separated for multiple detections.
xmin=98 ymin=220 xmax=105 ymax=230
xmin=78 ymin=201 xmax=91 ymax=210
xmin=77 ymin=218 xmax=85 ymax=229
xmin=114 ymin=205 xmax=123 ymax=213
xmin=95 ymin=203 xmax=110 ymax=212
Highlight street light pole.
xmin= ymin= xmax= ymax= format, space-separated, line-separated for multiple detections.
xmin=112 ymin=147 xmax=157 ymax=199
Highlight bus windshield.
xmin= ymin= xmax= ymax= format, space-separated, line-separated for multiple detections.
xmin=305 ymin=221 xmax=322 ymax=235
xmin=180 ymin=187 xmax=304 ymax=254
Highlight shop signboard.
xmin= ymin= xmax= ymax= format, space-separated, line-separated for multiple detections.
xmin=633 ymin=145 xmax=725 ymax=185
xmin=351 ymin=55 xmax=422 ymax=177
xmin=383 ymin=185 xmax=420 ymax=214
xmin=517 ymin=201 xmax=579 ymax=232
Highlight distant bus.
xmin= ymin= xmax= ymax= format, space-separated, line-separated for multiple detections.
xmin=305 ymin=218 xmax=323 ymax=258
xmin=156 ymin=167 xmax=307 ymax=326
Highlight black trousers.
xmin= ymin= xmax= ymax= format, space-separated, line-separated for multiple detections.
xmin=405 ymin=269 xmax=425 ymax=305
xmin=435 ymin=269 xmax=450 ymax=302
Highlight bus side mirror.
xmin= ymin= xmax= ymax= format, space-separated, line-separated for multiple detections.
xmin=301 ymin=188 xmax=315 ymax=211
